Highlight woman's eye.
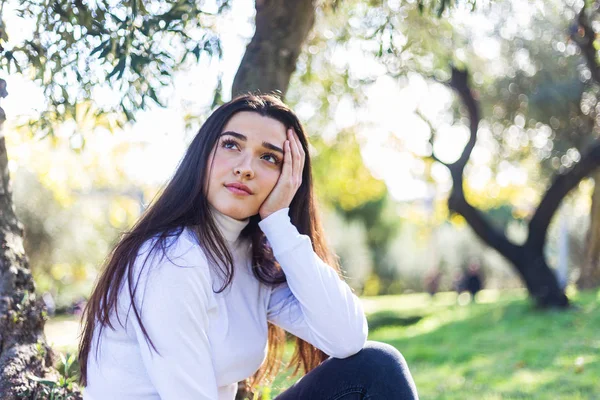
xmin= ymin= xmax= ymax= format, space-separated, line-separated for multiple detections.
xmin=221 ymin=139 xmax=279 ymax=164
xmin=262 ymin=153 xmax=280 ymax=165
xmin=221 ymin=139 xmax=239 ymax=150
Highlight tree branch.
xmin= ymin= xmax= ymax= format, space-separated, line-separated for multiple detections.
xmin=448 ymin=67 xmax=480 ymax=174
xmin=448 ymin=189 xmax=523 ymax=262
xmin=443 ymin=67 xmax=522 ymax=260
xmin=415 ymin=109 xmax=448 ymax=167
xmin=527 ymin=140 xmax=600 ymax=251
xmin=525 ymin=1 xmax=600 ymax=250
xmin=572 ymin=4 xmax=600 ymax=84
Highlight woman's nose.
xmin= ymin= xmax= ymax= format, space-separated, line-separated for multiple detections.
xmin=233 ymin=158 xmax=254 ymax=179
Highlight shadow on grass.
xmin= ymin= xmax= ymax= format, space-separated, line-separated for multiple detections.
xmin=371 ymin=291 xmax=600 ymax=400
xmin=366 ymin=310 xmax=423 ymax=331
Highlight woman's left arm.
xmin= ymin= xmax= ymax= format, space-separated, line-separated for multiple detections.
xmin=259 ymin=207 xmax=368 ymax=359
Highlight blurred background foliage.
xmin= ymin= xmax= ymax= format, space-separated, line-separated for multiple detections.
xmin=1 ymin=0 xmax=597 ymax=311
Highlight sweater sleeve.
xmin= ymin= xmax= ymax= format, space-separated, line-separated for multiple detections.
xmin=259 ymin=208 xmax=368 ymax=359
xmin=127 ymin=235 xmax=219 ymax=400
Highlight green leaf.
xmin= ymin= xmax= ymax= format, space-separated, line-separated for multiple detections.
xmin=107 ymin=57 xmax=126 ymax=80
xmin=148 ymin=87 xmax=164 ymax=107
xmin=66 ymin=353 xmax=76 ymax=368
xmin=98 ymin=40 xmax=113 ymax=59
xmin=192 ymin=44 xmax=201 ymax=62
xmin=130 ymin=54 xmax=140 ymax=72
xmin=27 ymin=374 xmax=57 ymax=387
xmin=109 ymin=12 xmax=123 ymax=24
xmin=123 ymin=105 xmax=135 ymax=122
xmin=180 ymin=50 xmax=190 ymax=65
xmin=90 ymin=42 xmax=106 ymax=56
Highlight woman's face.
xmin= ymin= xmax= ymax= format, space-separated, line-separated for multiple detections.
xmin=206 ymin=111 xmax=288 ymax=220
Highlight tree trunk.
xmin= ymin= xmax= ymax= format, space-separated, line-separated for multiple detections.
xmin=231 ymin=0 xmax=316 ymax=98
xmin=578 ymin=171 xmax=600 ymax=289
xmin=518 ymin=249 xmax=569 ymax=308
xmin=447 ymin=169 xmax=569 ymax=308
xmin=0 ymin=80 xmax=80 ymax=398
xmin=440 ymin=67 xmax=576 ymax=308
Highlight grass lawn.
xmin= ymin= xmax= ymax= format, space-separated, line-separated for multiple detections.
xmin=268 ymin=289 xmax=600 ymax=399
xmin=46 ymin=288 xmax=600 ymax=399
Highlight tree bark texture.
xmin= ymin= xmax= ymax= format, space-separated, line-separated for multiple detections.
xmin=0 ymin=79 xmax=81 ymax=398
xmin=231 ymin=0 xmax=316 ymax=98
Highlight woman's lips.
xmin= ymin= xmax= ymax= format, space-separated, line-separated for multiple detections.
xmin=225 ymin=184 xmax=252 ymax=196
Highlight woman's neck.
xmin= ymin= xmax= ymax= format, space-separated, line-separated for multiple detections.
xmin=208 ymin=205 xmax=250 ymax=243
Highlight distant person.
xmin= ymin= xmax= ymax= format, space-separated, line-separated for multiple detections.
xmin=453 ymin=270 xmax=466 ymax=294
xmin=424 ymin=267 xmax=442 ymax=297
xmin=78 ymin=94 xmax=418 ymax=400
xmin=70 ymin=296 xmax=87 ymax=316
xmin=465 ymin=261 xmax=484 ymax=302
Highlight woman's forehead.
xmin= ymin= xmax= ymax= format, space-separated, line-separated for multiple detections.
xmin=222 ymin=111 xmax=287 ymax=143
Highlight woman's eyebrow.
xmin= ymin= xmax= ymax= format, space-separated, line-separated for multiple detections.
xmin=221 ymin=131 xmax=283 ymax=154
xmin=221 ymin=131 xmax=247 ymax=141
xmin=263 ymin=142 xmax=283 ymax=154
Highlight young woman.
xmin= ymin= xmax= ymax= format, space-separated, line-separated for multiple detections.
xmin=78 ymin=94 xmax=418 ymax=400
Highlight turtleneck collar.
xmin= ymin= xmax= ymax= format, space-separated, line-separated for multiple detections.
xmin=208 ymin=204 xmax=250 ymax=243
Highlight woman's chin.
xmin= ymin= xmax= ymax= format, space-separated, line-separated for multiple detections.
xmin=218 ymin=204 xmax=256 ymax=221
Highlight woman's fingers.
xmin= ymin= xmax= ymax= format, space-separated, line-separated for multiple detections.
xmin=286 ymin=129 xmax=295 ymax=175
xmin=296 ymin=132 xmax=305 ymax=177
xmin=289 ymin=128 xmax=303 ymax=186
xmin=282 ymin=138 xmax=292 ymax=183
xmin=287 ymin=129 xmax=298 ymax=184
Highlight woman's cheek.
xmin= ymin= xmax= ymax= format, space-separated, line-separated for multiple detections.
xmin=268 ymin=168 xmax=282 ymax=190
xmin=256 ymin=171 xmax=276 ymax=198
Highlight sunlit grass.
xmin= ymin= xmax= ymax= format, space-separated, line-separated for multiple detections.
xmin=269 ymin=289 xmax=599 ymax=399
xmin=45 ymin=313 xmax=83 ymax=354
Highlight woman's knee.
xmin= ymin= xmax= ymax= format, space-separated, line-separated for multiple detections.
xmin=353 ymin=341 xmax=407 ymax=366
xmin=325 ymin=341 xmax=412 ymax=379
xmin=340 ymin=341 xmax=418 ymax=398
xmin=349 ymin=341 xmax=412 ymax=379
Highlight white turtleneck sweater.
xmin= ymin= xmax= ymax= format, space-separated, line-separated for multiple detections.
xmin=83 ymin=208 xmax=368 ymax=400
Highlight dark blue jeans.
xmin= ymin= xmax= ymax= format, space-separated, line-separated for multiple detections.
xmin=275 ymin=341 xmax=419 ymax=399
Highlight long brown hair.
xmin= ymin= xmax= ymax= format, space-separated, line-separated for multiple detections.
xmin=77 ymin=94 xmax=340 ymax=390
